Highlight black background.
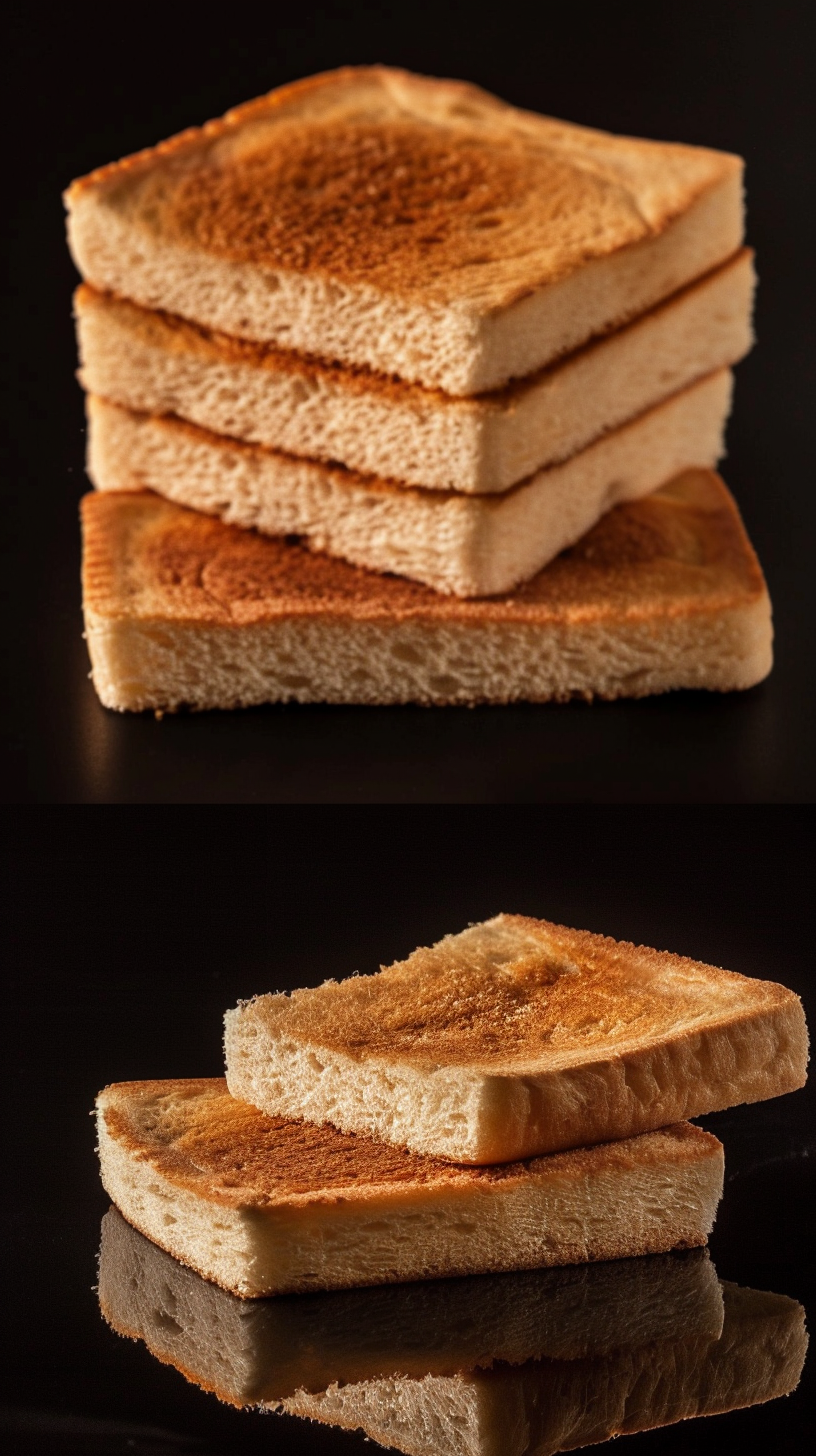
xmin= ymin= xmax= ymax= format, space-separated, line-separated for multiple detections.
xmin=2 ymin=0 xmax=815 ymax=800
xmin=1 ymin=810 xmax=813 ymax=1451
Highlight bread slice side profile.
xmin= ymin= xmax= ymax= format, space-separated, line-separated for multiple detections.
xmin=85 ymin=368 xmax=732 ymax=598
xmin=74 ymin=250 xmax=754 ymax=492
xmin=65 ymin=66 xmax=744 ymax=393
xmin=95 ymin=1079 xmax=724 ymax=1297
xmin=98 ymin=1208 xmax=724 ymax=1405
xmin=225 ymin=913 xmax=807 ymax=1163
xmin=80 ymin=469 xmax=773 ymax=711
xmin=284 ymin=1283 xmax=807 ymax=1456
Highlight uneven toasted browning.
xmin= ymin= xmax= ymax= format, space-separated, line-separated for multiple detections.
xmin=98 ymin=1209 xmax=724 ymax=1405
xmin=65 ymin=67 xmax=744 ymax=392
xmin=74 ymin=250 xmax=755 ymax=492
xmin=284 ymin=1284 xmax=807 ymax=1456
xmin=95 ymin=1079 xmax=724 ymax=1295
xmin=224 ymin=914 xmax=807 ymax=1162
xmin=86 ymin=368 xmax=732 ymax=597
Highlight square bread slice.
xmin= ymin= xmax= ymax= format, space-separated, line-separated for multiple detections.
xmin=95 ymin=1079 xmax=724 ymax=1298
xmin=98 ymin=1206 xmax=723 ymax=1405
xmin=85 ymin=368 xmax=732 ymax=598
xmin=224 ymin=913 xmax=808 ymax=1164
xmin=65 ymin=66 xmax=744 ymax=394
xmin=74 ymin=249 xmax=754 ymax=493
xmin=80 ymin=469 xmax=772 ymax=711
xmin=285 ymin=1283 xmax=807 ymax=1456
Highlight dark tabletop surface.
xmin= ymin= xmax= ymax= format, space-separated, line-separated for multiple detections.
xmin=2 ymin=0 xmax=815 ymax=802
xmin=2 ymin=814 xmax=813 ymax=1452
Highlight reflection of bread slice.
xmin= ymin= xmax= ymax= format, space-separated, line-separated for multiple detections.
xmin=97 ymin=1208 xmax=724 ymax=1404
xmin=95 ymin=1080 xmax=723 ymax=1297
xmin=226 ymin=912 xmax=807 ymax=1164
xmin=74 ymin=251 xmax=754 ymax=494
xmin=285 ymin=1284 xmax=807 ymax=1456
xmin=85 ymin=369 xmax=732 ymax=597
xmin=81 ymin=470 xmax=773 ymax=712
xmin=64 ymin=67 xmax=744 ymax=395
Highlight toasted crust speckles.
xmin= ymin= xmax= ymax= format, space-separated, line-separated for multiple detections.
xmin=80 ymin=469 xmax=767 ymax=629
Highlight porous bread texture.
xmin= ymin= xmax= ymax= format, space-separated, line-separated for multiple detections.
xmin=85 ymin=368 xmax=732 ymax=598
xmin=284 ymin=1283 xmax=807 ymax=1456
xmin=225 ymin=913 xmax=808 ymax=1164
xmin=65 ymin=66 xmax=744 ymax=393
xmin=74 ymin=250 xmax=754 ymax=492
xmin=99 ymin=1208 xmax=723 ymax=1405
xmin=80 ymin=470 xmax=773 ymax=711
xmin=95 ymin=1079 xmax=724 ymax=1298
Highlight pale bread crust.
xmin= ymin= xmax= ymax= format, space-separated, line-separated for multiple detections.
xmin=224 ymin=912 xmax=808 ymax=1163
xmin=79 ymin=470 xmax=773 ymax=710
xmin=85 ymin=369 xmax=732 ymax=597
xmin=95 ymin=1078 xmax=724 ymax=1296
xmin=74 ymin=250 xmax=754 ymax=492
xmin=64 ymin=67 xmax=744 ymax=392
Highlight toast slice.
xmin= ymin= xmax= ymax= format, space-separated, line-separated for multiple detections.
xmin=65 ymin=67 xmax=744 ymax=394
xmin=85 ymin=369 xmax=732 ymax=598
xmin=285 ymin=1283 xmax=807 ymax=1456
xmin=224 ymin=914 xmax=807 ymax=1164
xmin=74 ymin=250 xmax=754 ymax=493
xmin=80 ymin=469 xmax=772 ymax=711
xmin=95 ymin=1079 xmax=724 ymax=1298
xmin=98 ymin=1208 xmax=724 ymax=1404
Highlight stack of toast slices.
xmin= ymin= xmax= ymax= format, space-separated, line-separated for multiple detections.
xmin=66 ymin=67 xmax=773 ymax=709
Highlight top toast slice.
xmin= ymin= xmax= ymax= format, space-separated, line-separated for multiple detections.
xmin=224 ymin=914 xmax=808 ymax=1163
xmin=65 ymin=67 xmax=743 ymax=393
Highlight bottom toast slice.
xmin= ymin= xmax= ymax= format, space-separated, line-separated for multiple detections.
xmin=81 ymin=468 xmax=772 ymax=711
xmin=95 ymin=1079 xmax=723 ymax=1298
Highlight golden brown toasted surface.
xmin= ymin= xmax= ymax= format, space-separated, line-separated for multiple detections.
xmin=81 ymin=469 xmax=767 ymax=628
xmin=256 ymin=914 xmax=797 ymax=1070
xmin=66 ymin=66 xmax=740 ymax=309
xmin=98 ymin=1080 xmax=717 ymax=1207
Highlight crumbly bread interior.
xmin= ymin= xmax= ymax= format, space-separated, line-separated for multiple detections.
xmin=80 ymin=469 xmax=773 ymax=710
xmin=284 ymin=1283 xmax=807 ymax=1456
xmin=65 ymin=67 xmax=744 ymax=393
xmin=86 ymin=368 xmax=732 ymax=597
xmin=75 ymin=250 xmax=754 ymax=492
xmin=96 ymin=1079 xmax=724 ymax=1297
xmin=99 ymin=1208 xmax=723 ymax=1404
xmin=225 ymin=913 xmax=807 ymax=1163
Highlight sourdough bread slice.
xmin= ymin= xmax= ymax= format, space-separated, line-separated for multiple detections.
xmin=224 ymin=914 xmax=807 ymax=1164
xmin=80 ymin=469 xmax=772 ymax=711
xmin=85 ymin=369 xmax=732 ymax=597
xmin=285 ymin=1283 xmax=807 ymax=1456
xmin=65 ymin=67 xmax=744 ymax=394
xmin=98 ymin=1207 xmax=723 ymax=1405
xmin=94 ymin=1080 xmax=723 ymax=1298
xmin=75 ymin=250 xmax=754 ymax=492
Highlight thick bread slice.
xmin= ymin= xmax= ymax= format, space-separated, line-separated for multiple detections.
xmin=75 ymin=251 xmax=754 ymax=492
xmin=80 ymin=470 xmax=772 ymax=711
xmin=285 ymin=1283 xmax=807 ymax=1456
xmin=95 ymin=1079 xmax=724 ymax=1298
xmin=86 ymin=370 xmax=732 ymax=598
xmin=98 ymin=1208 xmax=724 ymax=1404
xmin=224 ymin=913 xmax=808 ymax=1164
xmin=65 ymin=67 xmax=744 ymax=394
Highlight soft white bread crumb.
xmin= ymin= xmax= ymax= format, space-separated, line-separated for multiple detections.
xmin=224 ymin=913 xmax=808 ymax=1163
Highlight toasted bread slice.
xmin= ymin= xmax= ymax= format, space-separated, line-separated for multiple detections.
xmin=285 ymin=1283 xmax=807 ymax=1456
xmin=98 ymin=1208 xmax=724 ymax=1404
xmin=75 ymin=251 xmax=754 ymax=493
xmin=86 ymin=369 xmax=732 ymax=598
xmin=80 ymin=469 xmax=772 ymax=711
xmin=224 ymin=914 xmax=807 ymax=1164
xmin=95 ymin=1080 xmax=723 ymax=1298
xmin=65 ymin=67 xmax=744 ymax=395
